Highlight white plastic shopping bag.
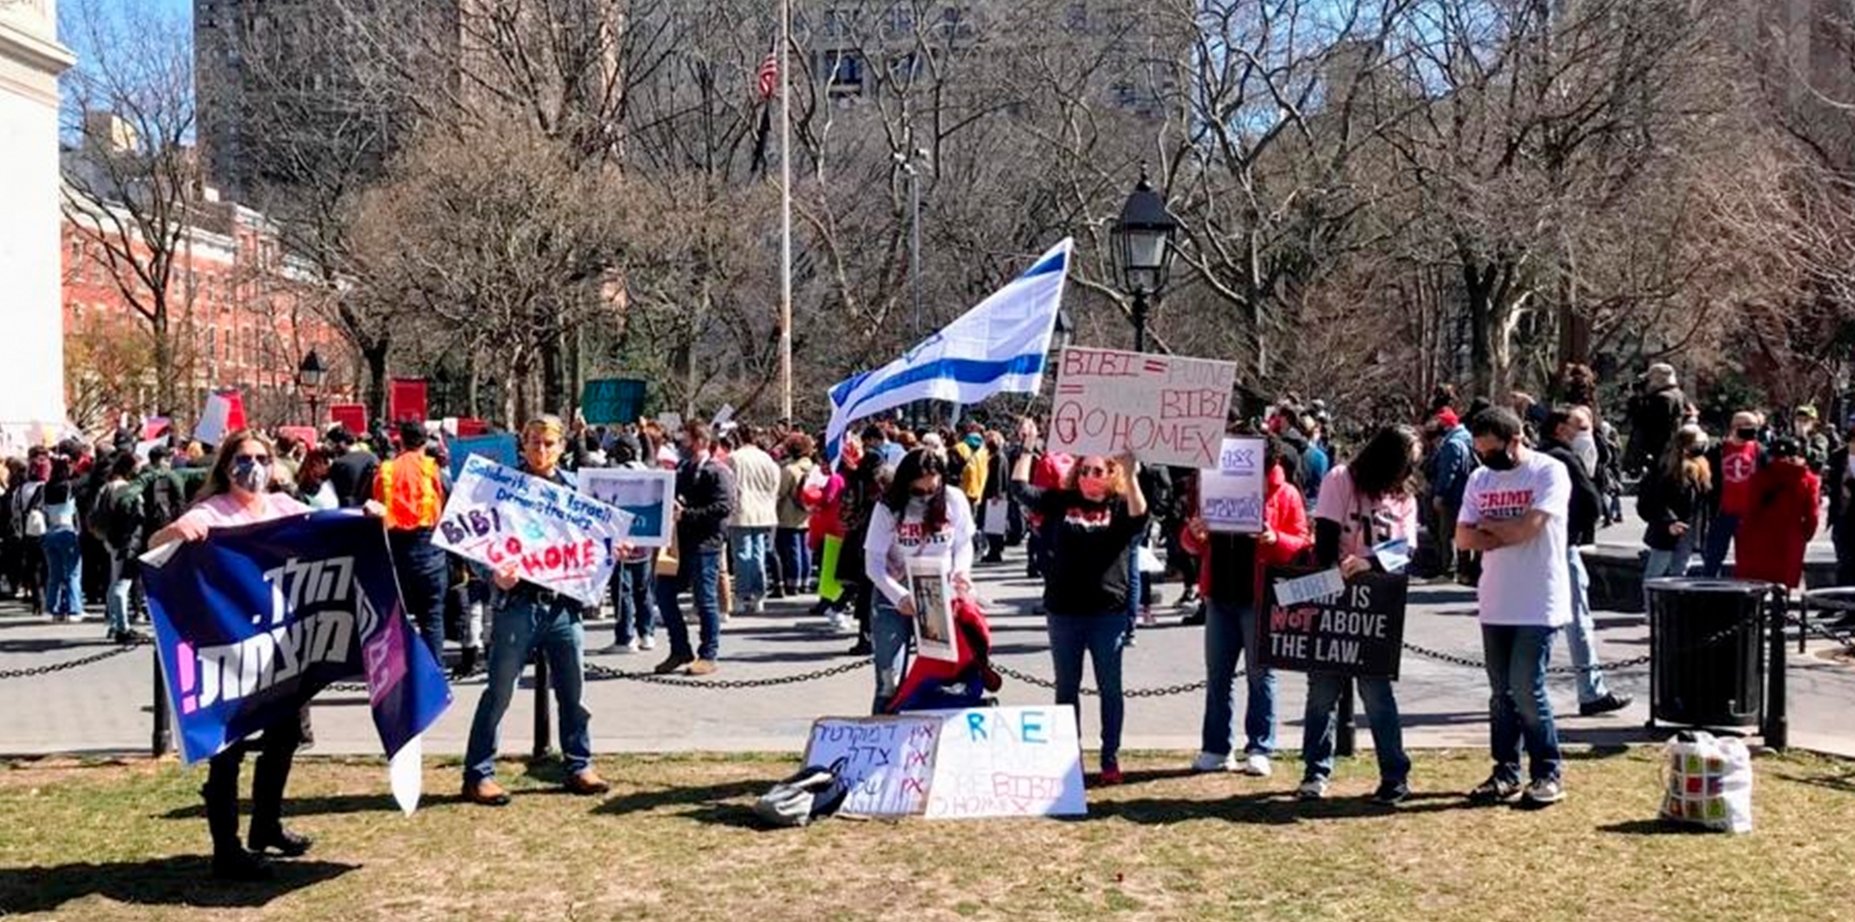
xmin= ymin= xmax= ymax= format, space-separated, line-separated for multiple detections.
xmin=1658 ymin=731 xmax=1754 ymax=833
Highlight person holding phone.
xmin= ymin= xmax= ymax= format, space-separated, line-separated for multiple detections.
xmin=862 ymin=448 xmax=976 ymax=714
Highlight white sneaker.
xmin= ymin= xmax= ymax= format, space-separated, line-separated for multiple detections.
xmin=1296 ymin=778 xmax=1328 ymax=801
xmin=639 ymin=635 xmax=657 ymax=651
xmin=1191 ymin=751 xmax=1235 ymax=773
xmin=1522 ymin=777 xmax=1565 ymax=805
xmin=751 ymin=596 xmax=766 ymax=615
xmin=1243 ymin=754 xmax=1273 ymax=778
xmin=622 ymin=639 xmax=641 ymax=654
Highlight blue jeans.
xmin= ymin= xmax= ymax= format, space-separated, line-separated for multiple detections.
xmin=730 ymin=527 xmax=773 ymax=603
xmin=42 ymin=530 xmax=82 ymax=617
xmin=1562 ymin=548 xmax=1610 ymax=704
xmin=1201 ymin=599 xmax=1276 ymax=756
xmin=1701 ymin=513 xmax=1738 ymax=577
xmin=464 ymin=594 xmax=592 ymax=782
xmin=1481 ymin=625 xmax=1562 ymax=783
xmin=612 ymin=558 xmax=657 ymax=645
xmin=389 ymin=529 xmax=450 ymax=662
xmin=1048 ymin=614 xmax=1126 ymax=768
xmin=1302 ymin=674 xmax=1410 ymax=783
xmin=871 ymin=598 xmax=912 ymax=713
xmin=657 ymin=548 xmax=722 ymax=661
xmin=775 ymin=527 xmax=810 ymax=594
xmin=105 ymin=543 xmax=134 ymax=634
xmin=1124 ymin=534 xmax=1143 ymax=635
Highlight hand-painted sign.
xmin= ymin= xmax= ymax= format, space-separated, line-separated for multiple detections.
xmin=431 ymin=456 xmax=634 ymax=606
xmin=1046 ymin=347 xmax=1237 ymax=468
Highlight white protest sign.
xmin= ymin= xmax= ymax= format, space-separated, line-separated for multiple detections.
xmin=432 ymin=455 xmax=633 ymax=606
xmin=1273 ymin=568 xmax=1346 ymax=607
xmin=1047 ymin=347 xmax=1237 ymax=468
xmin=712 ymin=403 xmax=735 ymax=427
xmin=802 ymin=715 xmax=942 ymax=817
xmin=796 ymin=706 xmax=1087 ymax=819
xmin=578 ymin=467 xmax=677 ymax=548
xmin=1200 ymin=437 xmax=1267 ymax=533
xmin=656 ymin=412 xmax=683 ymax=434
xmin=924 ymin=706 xmax=1087 ymax=819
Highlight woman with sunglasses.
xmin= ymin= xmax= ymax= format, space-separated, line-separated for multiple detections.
xmin=149 ymin=429 xmax=381 ymax=880
xmin=1011 ymin=448 xmax=1148 ymax=784
xmin=862 ymin=447 xmax=976 ymax=713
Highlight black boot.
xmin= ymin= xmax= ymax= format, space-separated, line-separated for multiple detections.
xmin=204 ymin=782 xmax=271 ymax=881
xmin=246 ymin=722 xmax=308 ymax=858
xmin=452 ymin=645 xmax=480 ymax=679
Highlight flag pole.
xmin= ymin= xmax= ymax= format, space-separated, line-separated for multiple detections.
xmin=778 ymin=0 xmax=794 ymax=423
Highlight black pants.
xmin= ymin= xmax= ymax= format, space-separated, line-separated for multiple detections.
xmin=852 ymin=581 xmax=874 ymax=645
xmin=203 ymin=709 xmax=305 ymax=854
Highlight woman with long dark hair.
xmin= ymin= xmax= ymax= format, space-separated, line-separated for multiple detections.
xmin=1640 ymin=425 xmax=1711 ymax=593
xmin=40 ymin=456 xmax=83 ymax=623
xmin=862 ymin=447 xmax=976 ymax=712
xmin=147 ymin=430 xmax=382 ymax=880
xmin=1298 ymin=425 xmax=1420 ymax=803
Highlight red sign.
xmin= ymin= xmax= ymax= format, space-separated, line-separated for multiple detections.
xmin=456 ymin=417 xmax=489 ymax=437
xmin=390 ymin=378 xmax=429 ymax=424
xmin=330 ymin=403 xmax=367 ymax=435
xmin=276 ymin=426 xmax=320 ymax=447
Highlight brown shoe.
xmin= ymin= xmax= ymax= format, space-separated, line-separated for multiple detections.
xmin=653 ymin=654 xmax=694 ymax=676
xmin=564 ymin=770 xmax=611 ymax=796
xmin=462 ymin=778 xmax=511 ymax=807
xmin=686 ymin=659 xmax=718 ymax=676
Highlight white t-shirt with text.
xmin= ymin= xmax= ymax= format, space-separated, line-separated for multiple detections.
xmin=1457 ymin=451 xmax=1572 ymax=628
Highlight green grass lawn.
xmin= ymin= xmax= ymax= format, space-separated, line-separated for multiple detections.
xmin=2 ymin=748 xmax=1853 ymax=922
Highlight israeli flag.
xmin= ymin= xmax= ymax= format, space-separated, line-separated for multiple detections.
xmin=826 ymin=238 xmax=1071 ymax=455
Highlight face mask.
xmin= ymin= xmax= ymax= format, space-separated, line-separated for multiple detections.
xmin=964 ymin=434 xmax=983 ymax=451
xmin=231 ymin=462 xmax=269 ymax=494
xmin=1078 ymin=474 xmax=1110 ymax=500
xmin=1478 ymin=447 xmax=1516 ymax=471
xmin=1735 ymin=428 xmax=1758 ymax=442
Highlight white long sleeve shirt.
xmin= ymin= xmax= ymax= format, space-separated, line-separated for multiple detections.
xmin=863 ymin=485 xmax=976 ymax=606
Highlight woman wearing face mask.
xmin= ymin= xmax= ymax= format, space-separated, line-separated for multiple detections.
xmin=862 ymin=448 xmax=976 ymax=713
xmin=1010 ymin=448 xmax=1148 ymax=785
xmin=147 ymin=430 xmax=383 ymax=880
xmin=1298 ymin=425 xmax=1419 ymax=804
xmin=1639 ymin=426 xmax=1711 ymax=597
xmin=1701 ymin=411 xmax=1767 ymax=577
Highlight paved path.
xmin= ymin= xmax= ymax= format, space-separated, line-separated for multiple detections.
xmin=4 ymin=542 xmax=1854 ymax=762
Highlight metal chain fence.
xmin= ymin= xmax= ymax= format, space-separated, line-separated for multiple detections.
xmin=0 ymin=637 xmax=148 ymax=681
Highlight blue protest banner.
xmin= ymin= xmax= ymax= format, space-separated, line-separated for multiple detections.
xmin=445 ymin=433 xmax=519 ymax=483
xmin=141 ymin=512 xmax=452 ymax=791
xmin=581 ymin=378 xmax=646 ymax=426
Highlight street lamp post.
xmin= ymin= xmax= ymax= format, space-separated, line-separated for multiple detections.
xmin=1112 ymin=167 xmax=1179 ymax=354
xmin=297 ymin=349 xmax=328 ymax=428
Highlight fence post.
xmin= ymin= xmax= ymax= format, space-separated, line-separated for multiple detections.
xmin=531 ymin=651 xmax=552 ymax=762
xmin=1764 ymin=589 xmax=1788 ymax=751
xmin=151 ymin=647 xmax=170 ymax=758
xmin=1335 ymin=681 xmax=1357 ymax=757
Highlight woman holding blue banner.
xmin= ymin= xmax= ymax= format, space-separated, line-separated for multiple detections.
xmin=148 ymin=429 xmax=351 ymax=880
xmin=1298 ymin=425 xmax=1420 ymax=804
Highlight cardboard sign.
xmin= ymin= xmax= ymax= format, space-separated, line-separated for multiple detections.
xmin=577 ymin=467 xmax=677 ymax=548
xmin=195 ymin=389 xmax=247 ymax=447
xmin=800 ymin=707 xmax=1087 ymax=820
xmin=389 ymin=378 xmax=428 ymax=424
xmin=276 ymin=425 xmax=320 ymax=448
xmin=1260 ymin=567 xmax=1408 ymax=680
xmin=432 ymin=455 xmax=633 ymax=606
xmin=655 ymin=412 xmax=683 ymax=435
xmin=1046 ymin=347 xmax=1237 ymax=468
xmin=444 ymin=433 xmax=520 ymax=483
xmin=1199 ymin=436 xmax=1266 ymax=533
xmin=907 ymin=558 xmax=959 ymax=662
xmin=923 ymin=706 xmax=1087 ymax=819
xmin=582 ymin=378 xmax=647 ymax=426
xmin=712 ymin=403 xmax=735 ymax=427
xmin=802 ymin=715 xmax=942 ymax=817
xmin=330 ymin=403 xmax=367 ymax=435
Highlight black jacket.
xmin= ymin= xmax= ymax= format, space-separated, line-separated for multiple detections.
xmin=674 ymin=455 xmax=736 ymax=552
xmin=1637 ymin=469 xmax=1704 ymax=551
xmin=1541 ymin=438 xmax=1602 ymax=546
xmin=1626 ymin=385 xmax=1685 ymax=473
xmin=329 ymin=449 xmax=379 ymax=508
xmin=1827 ymin=447 xmax=1855 ymax=536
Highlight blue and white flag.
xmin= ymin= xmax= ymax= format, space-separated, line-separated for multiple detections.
xmin=142 ymin=511 xmax=452 ymax=814
xmin=826 ymin=238 xmax=1072 ymax=454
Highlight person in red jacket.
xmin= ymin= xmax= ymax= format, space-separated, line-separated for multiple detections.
xmin=1735 ymin=437 xmax=1820 ymax=589
xmin=1181 ymin=434 xmax=1311 ymax=777
xmin=1701 ymin=411 xmax=1767 ymax=577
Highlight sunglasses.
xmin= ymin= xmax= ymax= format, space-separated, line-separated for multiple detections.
xmin=1076 ymin=466 xmax=1110 ymax=477
xmin=233 ymin=454 xmax=271 ymax=466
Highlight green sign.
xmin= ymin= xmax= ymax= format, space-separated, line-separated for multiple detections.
xmin=581 ymin=378 xmax=646 ymax=425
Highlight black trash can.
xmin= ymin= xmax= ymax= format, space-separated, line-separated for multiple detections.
xmin=1646 ymin=578 xmax=1768 ymax=728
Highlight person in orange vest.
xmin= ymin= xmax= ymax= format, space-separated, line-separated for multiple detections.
xmin=375 ymin=421 xmax=451 ymax=661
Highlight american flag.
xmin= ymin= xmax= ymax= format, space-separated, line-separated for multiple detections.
xmin=756 ymin=50 xmax=780 ymax=101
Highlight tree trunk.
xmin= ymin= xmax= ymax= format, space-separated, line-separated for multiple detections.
xmin=1465 ymin=262 xmax=1497 ymax=398
xmin=152 ymin=310 xmax=177 ymax=419
xmin=542 ymin=331 xmax=566 ymax=418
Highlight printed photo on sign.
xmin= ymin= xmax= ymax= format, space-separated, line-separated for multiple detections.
xmin=432 ymin=455 xmax=633 ymax=606
xmin=1260 ymin=566 xmax=1408 ymax=680
xmin=577 ymin=467 xmax=677 ymax=548
xmin=907 ymin=557 xmax=959 ymax=663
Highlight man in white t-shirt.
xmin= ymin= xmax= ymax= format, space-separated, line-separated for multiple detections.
xmin=1455 ymin=407 xmax=1571 ymax=807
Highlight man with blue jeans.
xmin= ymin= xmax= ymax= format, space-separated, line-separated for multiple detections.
xmin=655 ymin=421 xmax=735 ymax=676
xmin=1457 ymin=408 xmax=1572 ymax=806
xmin=1540 ymin=409 xmax=1631 ymax=717
xmin=727 ymin=428 xmax=781 ymax=615
xmin=462 ymin=415 xmax=609 ymax=806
